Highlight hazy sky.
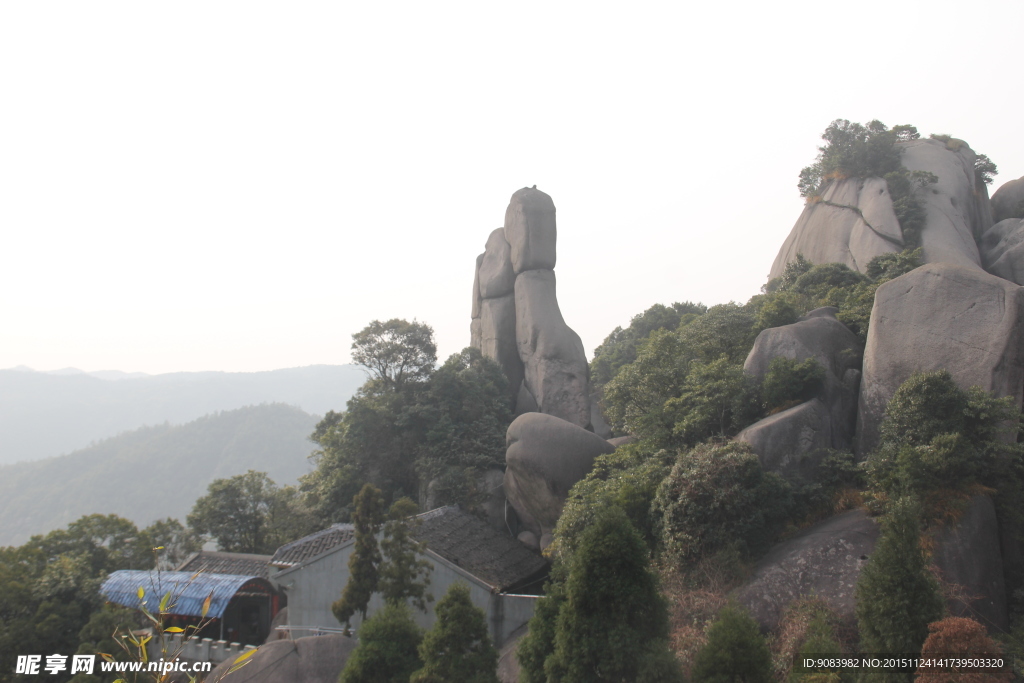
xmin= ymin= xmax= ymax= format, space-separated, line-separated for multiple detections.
xmin=2 ymin=1 xmax=1022 ymax=375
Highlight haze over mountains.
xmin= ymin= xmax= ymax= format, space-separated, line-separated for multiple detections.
xmin=0 ymin=364 xmax=366 ymax=465
xmin=0 ymin=403 xmax=320 ymax=546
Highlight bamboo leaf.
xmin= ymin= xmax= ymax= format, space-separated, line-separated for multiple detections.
xmin=201 ymin=592 xmax=213 ymax=618
xmin=165 ymin=627 xmax=185 ymax=633
xmin=159 ymin=590 xmax=172 ymax=613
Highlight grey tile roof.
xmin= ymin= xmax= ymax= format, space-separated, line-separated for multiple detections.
xmin=176 ymin=551 xmax=272 ymax=580
xmin=413 ymin=506 xmax=548 ymax=592
xmin=269 ymin=524 xmax=355 ymax=568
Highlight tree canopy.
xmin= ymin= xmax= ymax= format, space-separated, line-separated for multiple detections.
xmin=186 ymin=470 xmax=314 ymax=554
xmin=351 ymin=318 xmax=437 ymax=390
xmin=411 ymin=583 xmax=498 ymax=683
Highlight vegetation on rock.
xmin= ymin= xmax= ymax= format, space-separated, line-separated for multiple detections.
xmin=797 ymin=120 xmax=948 ymax=247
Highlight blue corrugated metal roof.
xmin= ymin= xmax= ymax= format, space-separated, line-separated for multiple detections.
xmin=100 ymin=570 xmax=265 ymax=619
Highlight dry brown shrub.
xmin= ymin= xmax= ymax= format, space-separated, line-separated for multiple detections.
xmin=658 ymin=551 xmax=747 ymax=678
xmin=915 ymin=617 xmax=1011 ymax=682
xmin=831 ymin=487 xmax=863 ymax=515
xmin=771 ymin=599 xmax=839 ymax=680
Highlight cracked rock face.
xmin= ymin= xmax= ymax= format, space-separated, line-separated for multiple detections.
xmin=769 ymin=177 xmax=904 ymax=280
xmin=770 ymin=139 xmax=994 ymax=280
xmin=733 ymin=509 xmax=879 ymax=630
xmin=855 ymin=262 xmax=1024 ymax=454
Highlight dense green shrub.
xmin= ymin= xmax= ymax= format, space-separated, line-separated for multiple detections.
xmin=854 ymin=497 xmax=943 ymax=682
xmin=339 ymin=602 xmax=423 ymax=683
xmin=690 ymin=604 xmax=773 ymax=683
xmin=516 ymin=564 xmax=567 ymax=683
xmin=665 ymin=356 xmax=761 ymax=447
xmin=411 ymin=583 xmax=497 ymax=683
xmin=788 ymin=607 xmax=845 ymax=682
xmin=591 ymin=302 xmax=706 ymax=389
xmin=652 ymin=442 xmax=792 ymax=565
xmin=760 ymin=357 xmax=825 ymax=413
xmin=552 ymin=440 xmax=675 ymax=558
xmin=543 ymin=507 xmax=683 ymax=682
xmin=865 ymin=371 xmax=1023 ymax=504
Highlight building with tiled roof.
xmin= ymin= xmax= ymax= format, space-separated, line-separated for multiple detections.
xmin=269 ymin=523 xmax=355 ymax=569
xmin=176 ymin=551 xmax=273 ymax=580
xmin=269 ymin=507 xmax=546 ymax=646
xmin=412 ymin=506 xmax=548 ymax=593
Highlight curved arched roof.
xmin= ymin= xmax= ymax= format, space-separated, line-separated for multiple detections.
xmin=101 ymin=570 xmax=271 ymax=619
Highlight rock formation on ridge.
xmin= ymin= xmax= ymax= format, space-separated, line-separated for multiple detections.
xmin=769 ymin=137 xmax=993 ymax=280
xmin=470 ymin=187 xmax=591 ymax=428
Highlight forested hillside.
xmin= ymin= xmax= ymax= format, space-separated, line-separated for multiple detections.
xmin=0 ymin=403 xmax=318 ymax=546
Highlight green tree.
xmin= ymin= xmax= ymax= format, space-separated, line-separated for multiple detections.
xmin=333 ymin=484 xmax=386 ymax=627
xmin=339 ymin=602 xmax=423 ymax=683
xmin=73 ymin=605 xmax=137 ymax=683
xmin=760 ymin=357 xmax=825 ymax=414
xmin=652 ymin=442 xmax=792 ymax=565
xmin=351 ymin=318 xmax=437 ymax=390
xmin=378 ymin=498 xmax=432 ymax=612
xmin=543 ymin=507 xmax=683 ymax=682
xmin=690 ymin=604 xmax=773 ymax=683
xmin=516 ymin=566 xmax=567 ymax=682
xmin=0 ymin=515 xmax=155 ymax=682
xmin=665 ymin=356 xmax=759 ymax=446
xmin=410 ymin=347 xmax=511 ymax=510
xmin=590 ymin=302 xmax=707 ymax=389
xmin=865 ymin=371 xmax=1023 ymax=505
xmin=186 ymin=470 xmax=292 ymax=553
xmin=855 ymin=497 xmax=944 ymax=681
xmin=552 ymin=440 xmax=675 ymax=558
xmin=410 ymin=583 xmax=498 ymax=683
xmin=140 ymin=518 xmax=203 ymax=570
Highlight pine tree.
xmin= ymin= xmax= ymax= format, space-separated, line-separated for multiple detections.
xmin=339 ymin=602 xmax=423 ymax=683
xmin=544 ymin=506 xmax=684 ymax=682
xmin=855 ymin=497 xmax=944 ymax=683
xmin=690 ymin=603 xmax=773 ymax=683
xmin=378 ymin=497 xmax=433 ymax=611
xmin=516 ymin=564 xmax=567 ymax=683
xmin=410 ymin=582 xmax=498 ymax=683
xmin=332 ymin=483 xmax=385 ymax=627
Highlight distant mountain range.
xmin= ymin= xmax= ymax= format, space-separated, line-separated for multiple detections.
xmin=0 ymin=403 xmax=321 ymax=547
xmin=0 ymin=364 xmax=367 ymax=465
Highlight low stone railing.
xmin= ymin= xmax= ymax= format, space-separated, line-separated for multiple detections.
xmin=148 ymin=633 xmax=258 ymax=665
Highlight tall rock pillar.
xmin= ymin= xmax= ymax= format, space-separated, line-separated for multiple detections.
xmin=470 ymin=187 xmax=591 ymax=429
